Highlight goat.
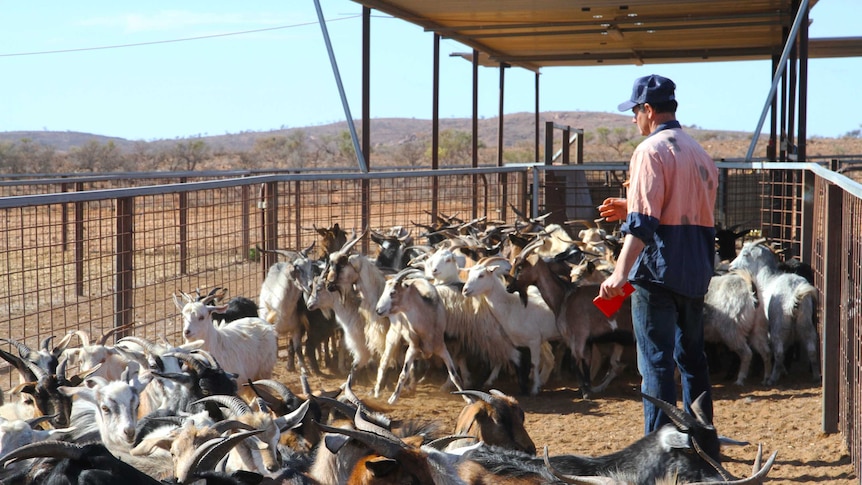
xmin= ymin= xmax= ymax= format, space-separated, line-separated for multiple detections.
xmin=324 ymin=231 xmax=404 ymax=398
xmin=374 ymin=268 xmax=466 ymax=404
xmin=0 ymin=416 xmax=73 ymax=459
xmin=59 ymin=370 xmax=149 ymax=452
xmin=703 ymin=269 xmax=772 ymax=385
xmin=462 ymin=256 xmax=559 ymax=396
xmin=1 ymin=335 xmax=73 ymax=382
xmin=729 ymin=239 xmax=820 ymax=385
xmin=258 ymin=254 xmax=310 ymax=373
xmin=446 ymin=389 xmax=535 ymax=455
xmin=174 ymin=291 xmax=278 ymax=387
xmin=420 ymin=246 xmax=541 ymax=392
xmin=370 ymin=225 xmax=416 ymax=272
xmin=462 ymin=393 xmax=776 ymax=484
xmin=58 ymin=322 xmax=138 ymax=381
xmin=714 ymin=223 xmax=751 ymax=263
xmin=507 ymin=238 xmax=633 ymax=397
xmin=313 ymin=406 xmax=466 ymax=485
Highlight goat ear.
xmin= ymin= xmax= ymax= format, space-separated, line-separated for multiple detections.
xmin=365 ymin=456 xmax=400 ymax=478
xmin=659 ymin=428 xmax=692 ymax=450
xmin=58 ymin=385 xmax=96 ymax=403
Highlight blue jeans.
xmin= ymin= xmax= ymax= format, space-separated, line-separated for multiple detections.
xmin=631 ymin=281 xmax=713 ymax=434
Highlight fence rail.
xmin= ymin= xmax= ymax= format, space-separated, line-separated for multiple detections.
xmin=1 ymin=162 xmax=860 ymax=478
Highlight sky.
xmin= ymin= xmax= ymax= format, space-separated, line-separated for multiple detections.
xmin=0 ymin=1 xmax=859 ymax=142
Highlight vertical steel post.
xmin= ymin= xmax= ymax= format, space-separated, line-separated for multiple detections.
xmin=431 ymin=33 xmax=440 ymax=223
xmin=822 ymin=161 xmax=842 ymax=433
xmin=115 ymin=197 xmax=134 ymax=330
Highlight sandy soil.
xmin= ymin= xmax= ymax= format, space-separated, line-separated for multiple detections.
xmin=276 ymin=346 xmax=857 ymax=484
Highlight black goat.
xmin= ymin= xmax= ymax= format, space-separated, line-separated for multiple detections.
xmin=461 ymin=393 xmax=776 ymax=484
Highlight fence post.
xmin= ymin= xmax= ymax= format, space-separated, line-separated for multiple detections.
xmin=544 ymin=121 xmax=554 ymax=165
xmin=822 ymin=164 xmax=842 ymax=433
xmin=179 ymin=177 xmax=188 ymax=275
xmin=115 ymin=197 xmax=134 ymax=331
xmin=241 ymin=184 xmax=250 ymax=261
xmin=75 ymin=182 xmax=84 ymax=296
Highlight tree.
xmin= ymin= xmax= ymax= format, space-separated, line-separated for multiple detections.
xmin=395 ymin=136 xmax=428 ymax=167
xmin=165 ymin=139 xmax=211 ymax=171
xmin=69 ymin=140 xmax=123 ymax=172
xmin=428 ymin=129 xmax=475 ymax=165
xmin=595 ymin=126 xmax=639 ymax=159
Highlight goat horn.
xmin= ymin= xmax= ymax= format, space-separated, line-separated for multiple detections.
xmin=179 ymin=429 xmax=264 ymax=482
xmin=212 ymin=419 xmax=257 ymax=434
xmin=425 ymin=434 xmax=477 ymax=450
xmin=354 ymin=407 xmax=400 ymax=442
xmin=0 ymin=440 xmax=85 ymax=466
xmin=98 ymin=322 xmax=135 ymax=346
xmin=170 ymin=352 xmax=206 ymax=375
xmin=690 ymin=391 xmax=712 ymax=426
xmin=118 ymin=336 xmax=160 ymax=358
xmin=640 ymin=393 xmax=698 ymax=431
xmin=54 ymin=333 xmax=76 ymax=355
xmin=191 ymin=349 xmax=221 ymax=369
xmin=685 ymin=446 xmax=778 ymax=485
xmin=542 ymin=445 xmax=617 ymax=484
xmin=315 ymin=395 xmax=357 ymax=421
xmin=316 ymin=421 xmax=405 ymax=459
xmin=192 ymin=395 xmax=252 ymax=416
xmin=253 ymin=379 xmax=300 ymax=405
xmin=565 ymin=218 xmax=597 ymax=229
xmin=452 ymin=389 xmax=494 ymax=404
xmin=1 ymin=337 xmax=34 ymax=360
xmin=274 ymin=399 xmax=311 ymax=433
xmin=690 ymin=436 xmax=735 ymax=482
xmin=27 ymin=414 xmax=58 ymax=429
xmin=688 ymin=445 xmax=778 ymax=485
xmin=300 ymin=368 xmax=313 ymax=396
xmin=40 ymin=336 xmax=55 ymax=353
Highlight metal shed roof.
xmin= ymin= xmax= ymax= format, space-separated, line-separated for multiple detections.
xmin=352 ymin=0 xmax=860 ymax=71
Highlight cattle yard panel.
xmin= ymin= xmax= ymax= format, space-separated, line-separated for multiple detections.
xmin=1 ymin=163 xmax=860 ymax=475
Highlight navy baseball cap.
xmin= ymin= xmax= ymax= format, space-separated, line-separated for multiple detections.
xmin=617 ymin=74 xmax=676 ymax=112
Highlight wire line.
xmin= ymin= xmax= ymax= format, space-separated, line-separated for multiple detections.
xmin=0 ymin=15 xmax=362 ymax=58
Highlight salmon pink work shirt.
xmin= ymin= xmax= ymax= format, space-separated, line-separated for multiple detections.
xmin=620 ymin=120 xmax=718 ymax=297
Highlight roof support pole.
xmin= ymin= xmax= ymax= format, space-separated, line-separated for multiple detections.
xmin=313 ymin=0 xmax=367 ymax=173
xmin=744 ymin=0 xmax=810 ymax=161
xmin=798 ymin=2 xmax=809 ymax=162
xmin=768 ymin=54 xmax=779 ymax=160
xmin=361 ymin=6 xmax=371 ymax=252
xmin=472 ymin=49 xmax=479 ymax=220
xmin=497 ymin=62 xmax=508 ymax=222
xmin=535 ymin=72 xmax=540 ymax=163
xmin=431 ymin=33 xmax=440 ymax=221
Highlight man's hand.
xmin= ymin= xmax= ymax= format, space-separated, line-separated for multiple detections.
xmin=598 ymin=197 xmax=627 ymax=222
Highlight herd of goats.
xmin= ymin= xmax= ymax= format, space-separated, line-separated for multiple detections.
xmin=0 ymin=211 xmax=821 ymax=484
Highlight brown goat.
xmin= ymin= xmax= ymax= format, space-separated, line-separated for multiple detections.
xmin=448 ymin=389 xmax=535 ymax=456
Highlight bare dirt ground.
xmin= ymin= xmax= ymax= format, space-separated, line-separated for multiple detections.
xmin=275 ymin=344 xmax=857 ymax=484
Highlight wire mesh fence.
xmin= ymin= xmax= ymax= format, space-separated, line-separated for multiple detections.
xmin=0 ymin=162 xmax=860 ymax=476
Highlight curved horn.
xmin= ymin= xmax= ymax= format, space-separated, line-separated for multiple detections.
xmin=640 ymin=393 xmax=698 ymax=431
xmin=211 ymin=419 xmax=257 ymax=434
xmin=316 ymin=421 xmax=405 ymax=460
xmin=690 ymin=436 xmax=735 ymax=482
xmin=98 ymin=322 xmax=135 ymax=346
xmin=179 ymin=429 xmax=264 ymax=483
xmin=425 ymin=434 xmax=477 ymax=450
xmin=0 ymin=440 xmax=85 ymax=466
xmin=452 ymin=389 xmax=494 ymax=404
xmin=300 ymin=368 xmax=313 ymax=396
xmin=252 ymin=379 xmax=300 ymax=406
xmin=338 ymin=228 xmax=368 ymax=255
xmin=190 ymin=349 xmax=221 ymax=370
xmin=117 ymin=336 xmax=159 ymax=356
xmin=353 ymin=407 xmax=400 ymax=442
xmin=27 ymin=414 xmax=58 ymax=429
xmin=1 ymin=337 xmax=34 ymax=360
xmin=192 ymin=395 xmax=252 ymax=417
xmin=514 ymin=236 xmax=546 ymax=265
xmin=274 ymin=399 xmax=311 ymax=433
xmin=40 ymin=336 xmax=55 ymax=353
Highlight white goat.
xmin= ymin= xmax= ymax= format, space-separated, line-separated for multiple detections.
xmin=324 ymin=232 xmax=404 ymax=398
xmin=729 ymin=240 xmax=820 ymax=385
xmin=258 ymin=256 xmax=310 ymax=372
xmin=462 ymin=257 xmax=559 ymax=395
xmin=422 ymin=246 xmax=544 ymax=390
xmin=703 ymin=269 xmax=772 ymax=385
xmin=375 ymin=269 xmax=467 ymax=404
xmin=0 ymin=416 xmax=73 ymax=459
xmin=173 ymin=293 xmax=278 ymax=387
xmin=58 ymin=370 xmax=148 ymax=452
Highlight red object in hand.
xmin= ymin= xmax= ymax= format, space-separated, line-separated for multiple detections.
xmin=593 ymin=282 xmax=636 ymax=318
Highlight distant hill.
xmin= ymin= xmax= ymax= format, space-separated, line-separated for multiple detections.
xmin=0 ymin=111 xmax=743 ymax=152
xmin=2 ymin=111 xmax=856 ymax=163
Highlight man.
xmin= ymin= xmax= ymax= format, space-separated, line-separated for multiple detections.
xmin=598 ymin=74 xmax=718 ymax=434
